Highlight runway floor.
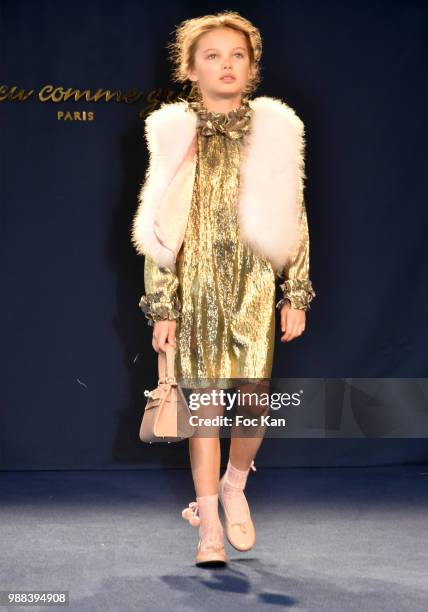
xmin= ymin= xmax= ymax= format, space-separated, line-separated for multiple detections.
xmin=0 ymin=464 xmax=427 ymax=611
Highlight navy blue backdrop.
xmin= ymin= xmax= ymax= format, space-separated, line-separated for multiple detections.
xmin=1 ymin=0 xmax=427 ymax=469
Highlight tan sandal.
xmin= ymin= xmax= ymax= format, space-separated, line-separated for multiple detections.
xmin=218 ymin=460 xmax=257 ymax=552
xmin=182 ymin=500 xmax=228 ymax=567
xmin=196 ymin=538 xmax=227 ymax=566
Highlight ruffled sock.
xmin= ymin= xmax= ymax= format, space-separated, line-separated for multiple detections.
xmin=196 ymin=493 xmax=224 ymax=549
xmin=220 ymin=459 xmax=255 ymax=524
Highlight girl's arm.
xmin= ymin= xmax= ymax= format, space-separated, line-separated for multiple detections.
xmin=139 ymin=255 xmax=181 ymax=326
xmin=275 ymin=198 xmax=316 ymax=312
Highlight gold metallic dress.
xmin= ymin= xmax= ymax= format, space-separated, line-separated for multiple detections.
xmin=140 ymin=98 xmax=316 ymax=389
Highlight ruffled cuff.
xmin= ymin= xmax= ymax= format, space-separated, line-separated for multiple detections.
xmin=138 ymin=292 xmax=181 ymax=327
xmin=275 ymin=279 xmax=316 ymax=312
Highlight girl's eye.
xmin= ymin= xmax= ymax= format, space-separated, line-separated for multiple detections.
xmin=206 ymin=53 xmax=245 ymax=59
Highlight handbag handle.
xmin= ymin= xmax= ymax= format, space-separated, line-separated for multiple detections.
xmin=158 ymin=344 xmax=177 ymax=385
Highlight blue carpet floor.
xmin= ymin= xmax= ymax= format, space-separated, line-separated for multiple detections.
xmin=0 ymin=465 xmax=427 ymax=611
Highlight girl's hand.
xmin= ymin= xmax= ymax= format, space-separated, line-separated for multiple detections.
xmin=152 ymin=320 xmax=177 ymax=353
xmin=280 ymin=303 xmax=306 ymax=342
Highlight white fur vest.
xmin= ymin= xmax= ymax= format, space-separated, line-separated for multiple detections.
xmin=131 ymin=95 xmax=306 ymax=276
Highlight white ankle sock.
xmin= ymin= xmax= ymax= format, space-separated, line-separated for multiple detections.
xmin=220 ymin=459 xmax=252 ymax=523
xmin=196 ymin=493 xmax=224 ymax=548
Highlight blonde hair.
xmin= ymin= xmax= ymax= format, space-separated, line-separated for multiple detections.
xmin=166 ymin=10 xmax=263 ymax=100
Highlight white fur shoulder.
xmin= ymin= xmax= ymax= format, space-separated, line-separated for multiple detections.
xmin=143 ymin=100 xmax=197 ymax=158
xmin=250 ymin=95 xmax=304 ymax=126
xmin=238 ymin=96 xmax=306 ymax=273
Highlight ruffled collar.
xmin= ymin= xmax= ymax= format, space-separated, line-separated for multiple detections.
xmin=187 ymin=97 xmax=253 ymax=140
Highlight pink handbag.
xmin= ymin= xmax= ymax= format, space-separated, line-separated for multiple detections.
xmin=139 ymin=344 xmax=194 ymax=443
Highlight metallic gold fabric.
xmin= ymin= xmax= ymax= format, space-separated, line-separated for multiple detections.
xmin=140 ymin=98 xmax=315 ymax=388
xmin=140 ymin=260 xmax=181 ymax=322
xmin=187 ymin=96 xmax=253 ymax=140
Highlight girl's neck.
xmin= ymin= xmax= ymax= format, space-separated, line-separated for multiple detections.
xmin=200 ymin=95 xmax=243 ymax=115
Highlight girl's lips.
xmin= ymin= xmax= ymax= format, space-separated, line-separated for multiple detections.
xmin=220 ymin=76 xmax=236 ymax=82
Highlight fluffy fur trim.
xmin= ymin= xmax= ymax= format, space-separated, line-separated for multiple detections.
xmin=238 ymin=96 xmax=306 ymax=274
xmin=130 ymin=101 xmax=197 ymax=268
xmin=131 ymin=95 xmax=306 ymax=274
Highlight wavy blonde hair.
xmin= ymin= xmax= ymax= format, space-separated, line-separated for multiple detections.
xmin=166 ymin=10 xmax=263 ymax=101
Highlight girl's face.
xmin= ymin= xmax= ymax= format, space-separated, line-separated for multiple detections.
xmin=188 ymin=27 xmax=253 ymax=101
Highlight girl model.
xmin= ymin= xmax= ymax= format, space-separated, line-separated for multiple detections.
xmin=131 ymin=11 xmax=316 ymax=567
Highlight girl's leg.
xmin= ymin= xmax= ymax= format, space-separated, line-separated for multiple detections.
xmin=185 ymin=386 xmax=225 ymax=549
xmin=230 ymin=378 xmax=270 ymax=468
xmin=189 ymin=435 xmax=221 ymax=495
xmin=220 ymin=379 xmax=270 ymax=530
